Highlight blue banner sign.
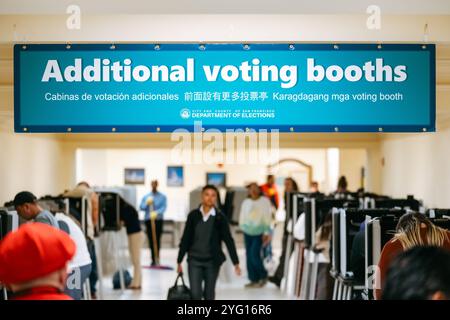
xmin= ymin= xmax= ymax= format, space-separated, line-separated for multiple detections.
xmin=14 ymin=43 xmax=435 ymax=133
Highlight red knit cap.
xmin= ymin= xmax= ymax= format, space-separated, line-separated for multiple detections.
xmin=0 ymin=223 xmax=76 ymax=285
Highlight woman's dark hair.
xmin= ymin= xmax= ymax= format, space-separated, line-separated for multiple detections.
xmin=285 ymin=177 xmax=299 ymax=192
xmin=382 ymin=246 xmax=450 ymax=300
xmin=319 ymin=212 xmax=333 ymax=241
xmin=246 ymin=182 xmax=263 ymax=198
xmin=337 ymin=176 xmax=348 ymax=191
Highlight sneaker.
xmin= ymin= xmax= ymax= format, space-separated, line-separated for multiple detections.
xmin=245 ymin=282 xmax=260 ymax=288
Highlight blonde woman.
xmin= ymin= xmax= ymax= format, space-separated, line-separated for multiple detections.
xmin=376 ymin=212 xmax=450 ymax=299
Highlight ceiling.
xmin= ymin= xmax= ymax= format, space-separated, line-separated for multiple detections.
xmin=1 ymin=0 xmax=450 ymax=15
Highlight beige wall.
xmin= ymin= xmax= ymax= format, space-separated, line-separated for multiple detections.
xmin=0 ymin=128 xmax=69 ymax=204
xmin=380 ymin=127 xmax=450 ymax=208
xmin=339 ymin=148 xmax=368 ymax=192
xmin=2 ymin=14 xmax=450 ymax=43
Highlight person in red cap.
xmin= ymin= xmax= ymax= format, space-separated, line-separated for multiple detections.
xmin=0 ymin=223 xmax=76 ymax=300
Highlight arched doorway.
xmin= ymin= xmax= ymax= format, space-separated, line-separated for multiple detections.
xmin=267 ymin=158 xmax=313 ymax=193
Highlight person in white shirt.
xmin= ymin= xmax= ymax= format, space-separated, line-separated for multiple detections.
xmin=239 ymin=183 xmax=272 ymax=288
xmin=55 ymin=213 xmax=92 ymax=300
xmin=63 ymin=182 xmax=99 ymax=297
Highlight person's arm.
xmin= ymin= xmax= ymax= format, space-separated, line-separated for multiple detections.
xmin=157 ymin=195 xmax=167 ymax=216
xmin=220 ymin=216 xmax=239 ymax=266
xmin=177 ymin=213 xmax=193 ymax=264
xmin=139 ymin=195 xmax=148 ymax=211
xmin=261 ymin=199 xmax=273 ymax=246
xmin=91 ymin=192 xmax=99 ymax=227
xmin=262 ymin=199 xmax=273 ymax=235
xmin=238 ymin=200 xmax=247 ymax=228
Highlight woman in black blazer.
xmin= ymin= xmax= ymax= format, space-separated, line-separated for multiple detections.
xmin=177 ymin=185 xmax=241 ymax=300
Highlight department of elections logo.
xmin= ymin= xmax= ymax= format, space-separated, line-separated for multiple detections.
xmin=180 ymin=108 xmax=191 ymax=119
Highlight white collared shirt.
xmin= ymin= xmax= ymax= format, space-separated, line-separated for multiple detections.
xmin=200 ymin=205 xmax=216 ymax=222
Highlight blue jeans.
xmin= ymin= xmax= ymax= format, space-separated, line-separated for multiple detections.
xmin=87 ymin=239 xmax=98 ymax=294
xmin=244 ymin=234 xmax=267 ymax=282
xmin=65 ymin=264 xmax=92 ymax=300
xmin=263 ymin=228 xmax=274 ymax=260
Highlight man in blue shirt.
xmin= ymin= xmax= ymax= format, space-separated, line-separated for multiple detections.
xmin=140 ymin=180 xmax=167 ymax=266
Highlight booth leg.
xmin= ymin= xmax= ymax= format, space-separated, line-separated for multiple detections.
xmin=346 ymin=286 xmax=353 ymax=300
xmin=299 ymin=249 xmax=311 ymax=300
xmin=340 ymin=284 xmax=348 ymax=300
xmin=332 ymin=280 xmax=338 ymax=300
xmin=337 ymin=280 xmax=343 ymax=300
xmin=308 ymin=253 xmax=319 ymax=300
xmin=94 ymin=237 xmax=104 ymax=300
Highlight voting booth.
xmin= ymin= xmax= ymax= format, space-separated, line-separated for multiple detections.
xmin=364 ymin=215 xmax=450 ymax=300
xmin=299 ymin=197 xmax=359 ymax=300
xmin=332 ymin=209 xmax=405 ymax=300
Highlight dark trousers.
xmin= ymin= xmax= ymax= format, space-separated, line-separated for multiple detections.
xmin=86 ymin=239 xmax=98 ymax=295
xmin=244 ymin=233 xmax=267 ymax=282
xmin=145 ymin=219 xmax=163 ymax=264
xmin=188 ymin=259 xmax=220 ymax=300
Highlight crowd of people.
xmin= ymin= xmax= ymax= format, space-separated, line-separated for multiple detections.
xmin=1 ymin=175 xmax=450 ymax=300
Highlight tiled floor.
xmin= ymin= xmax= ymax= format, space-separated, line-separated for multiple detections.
xmin=100 ymin=248 xmax=289 ymax=300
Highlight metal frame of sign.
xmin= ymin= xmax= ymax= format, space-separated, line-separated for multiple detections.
xmin=14 ymin=43 xmax=436 ymax=133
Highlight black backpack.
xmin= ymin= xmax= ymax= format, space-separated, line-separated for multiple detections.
xmin=167 ymin=273 xmax=192 ymax=300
